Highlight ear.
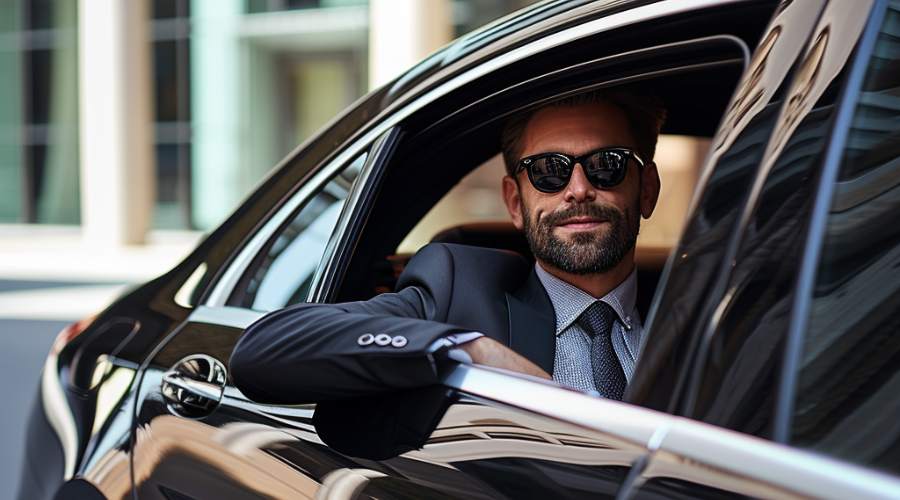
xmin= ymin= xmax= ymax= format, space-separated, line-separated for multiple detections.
xmin=502 ymin=175 xmax=525 ymax=230
xmin=640 ymin=161 xmax=661 ymax=219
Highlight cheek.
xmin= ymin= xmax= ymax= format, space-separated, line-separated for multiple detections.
xmin=524 ymin=197 xmax=554 ymax=224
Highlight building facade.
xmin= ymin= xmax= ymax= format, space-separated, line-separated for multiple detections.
xmin=0 ymin=0 xmax=533 ymax=244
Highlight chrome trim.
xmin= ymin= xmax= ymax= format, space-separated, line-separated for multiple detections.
xmin=203 ymin=0 xmax=748 ymax=307
xmin=161 ymin=354 xmax=228 ymax=419
xmin=447 ymin=364 xmax=900 ymax=498
xmin=443 ymin=364 xmax=666 ymax=447
xmin=660 ymin=417 xmax=900 ymax=499
xmin=188 ymin=305 xmax=265 ymax=329
xmin=162 ymin=372 xmax=224 ymax=402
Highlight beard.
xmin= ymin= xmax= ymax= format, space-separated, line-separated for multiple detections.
xmin=521 ymin=200 xmax=640 ymax=275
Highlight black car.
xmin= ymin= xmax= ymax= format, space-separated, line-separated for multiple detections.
xmin=21 ymin=0 xmax=900 ymax=498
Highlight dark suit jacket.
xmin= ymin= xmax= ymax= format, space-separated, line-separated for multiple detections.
xmin=230 ymin=243 xmax=556 ymax=405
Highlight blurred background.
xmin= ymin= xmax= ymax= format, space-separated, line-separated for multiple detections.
xmin=0 ymin=0 xmax=709 ymax=494
xmin=0 ymin=0 xmax=544 ymax=493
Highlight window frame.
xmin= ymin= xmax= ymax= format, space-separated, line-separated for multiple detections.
xmin=202 ymin=132 xmax=388 ymax=308
xmin=310 ymin=128 xmax=402 ymax=303
xmin=201 ymin=0 xmax=764 ymax=309
xmin=225 ymin=149 xmax=370 ymax=310
xmin=322 ymin=40 xmax=753 ymax=305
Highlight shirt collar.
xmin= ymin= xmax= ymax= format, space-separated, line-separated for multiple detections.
xmin=534 ymin=263 xmax=638 ymax=336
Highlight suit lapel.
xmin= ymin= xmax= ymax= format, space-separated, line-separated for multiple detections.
xmin=505 ymin=270 xmax=556 ymax=373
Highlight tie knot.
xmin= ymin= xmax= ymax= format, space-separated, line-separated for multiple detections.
xmin=577 ymin=301 xmax=617 ymax=338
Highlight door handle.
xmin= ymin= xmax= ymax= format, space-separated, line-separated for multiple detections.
xmin=161 ymin=354 xmax=227 ymax=418
xmin=162 ymin=372 xmax=224 ymax=402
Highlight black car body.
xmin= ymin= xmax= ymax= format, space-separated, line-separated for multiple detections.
xmin=20 ymin=0 xmax=900 ymax=498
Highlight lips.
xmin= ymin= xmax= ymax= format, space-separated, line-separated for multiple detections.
xmin=556 ymin=216 xmax=608 ymax=230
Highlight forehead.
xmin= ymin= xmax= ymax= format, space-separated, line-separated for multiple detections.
xmin=519 ymin=101 xmax=635 ymax=157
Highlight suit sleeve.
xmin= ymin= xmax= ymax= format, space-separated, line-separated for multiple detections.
xmin=230 ymin=249 xmax=469 ymax=404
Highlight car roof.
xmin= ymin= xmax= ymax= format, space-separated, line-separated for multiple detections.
xmin=383 ymin=0 xmax=632 ymax=101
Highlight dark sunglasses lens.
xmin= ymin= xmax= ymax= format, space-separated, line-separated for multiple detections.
xmin=584 ymin=150 xmax=628 ymax=187
xmin=530 ymin=156 xmax=571 ymax=192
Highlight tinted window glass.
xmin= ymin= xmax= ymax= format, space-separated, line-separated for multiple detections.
xmin=690 ymin=3 xmax=876 ymax=437
xmin=791 ymin=2 xmax=900 ymax=474
xmin=229 ymin=152 xmax=366 ymax=310
xmin=629 ymin=0 xmax=827 ymax=411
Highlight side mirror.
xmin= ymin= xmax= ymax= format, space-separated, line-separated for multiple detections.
xmin=313 ymin=384 xmax=457 ymax=460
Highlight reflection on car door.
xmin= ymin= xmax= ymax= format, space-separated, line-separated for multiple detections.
xmin=132 ymin=306 xmax=650 ymax=499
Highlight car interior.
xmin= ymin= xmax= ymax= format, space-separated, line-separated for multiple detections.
xmin=335 ymin=62 xmax=746 ymax=314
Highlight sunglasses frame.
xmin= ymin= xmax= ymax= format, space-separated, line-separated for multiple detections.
xmin=515 ymin=146 xmax=645 ymax=193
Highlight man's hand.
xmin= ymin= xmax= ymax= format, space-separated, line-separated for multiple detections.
xmin=458 ymin=336 xmax=551 ymax=380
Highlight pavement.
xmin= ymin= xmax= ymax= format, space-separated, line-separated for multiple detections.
xmin=0 ymin=225 xmax=201 ymax=499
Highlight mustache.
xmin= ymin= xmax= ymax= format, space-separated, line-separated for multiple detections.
xmin=540 ymin=203 xmax=622 ymax=226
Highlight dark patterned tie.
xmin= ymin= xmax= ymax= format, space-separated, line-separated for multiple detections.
xmin=577 ymin=301 xmax=627 ymax=400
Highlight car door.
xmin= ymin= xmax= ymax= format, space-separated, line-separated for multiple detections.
xmin=127 ymin=128 xmax=388 ymax=499
xmin=127 ymin=123 xmax=657 ymax=499
xmin=124 ymin=1 xmax=790 ymax=498
xmin=629 ymin=0 xmax=900 ymax=497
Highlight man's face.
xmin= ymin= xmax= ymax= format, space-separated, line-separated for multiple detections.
xmin=502 ymin=102 xmax=660 ymax=276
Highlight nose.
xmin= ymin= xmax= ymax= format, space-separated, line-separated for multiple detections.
xmin=563 ymin=163 xmax=597 ymax=203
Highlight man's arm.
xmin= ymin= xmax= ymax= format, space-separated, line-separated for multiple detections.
xmin=230 ymin=243 xmax=547 ymax=404
xmin=230 ymin=287 xmax=471 ymax=404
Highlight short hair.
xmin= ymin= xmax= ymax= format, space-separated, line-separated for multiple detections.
xmin=500 ymin=89 xmax=667 ymax=177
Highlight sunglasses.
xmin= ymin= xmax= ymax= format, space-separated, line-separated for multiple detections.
xmin=515 ymin=146 xmax=645 ymax=193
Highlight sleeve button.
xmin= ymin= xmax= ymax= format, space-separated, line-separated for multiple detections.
xmin=375 ymin=333 xmax=392 ymax=346
xmin=391 ymin=335 xmax=408 ymax=348
xmin=357 ymin=333 xmax=375 ymax=346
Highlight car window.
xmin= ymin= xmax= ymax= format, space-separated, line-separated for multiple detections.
xmin=687 ymin=2 xmax=876 ymax=438
xmin=790 ymin=2 xmax=900 ymax=474
xmin=228 ymin=152 xmax=367 ymax=311
xmin=628 ymin=0 xmax=829 ymax=412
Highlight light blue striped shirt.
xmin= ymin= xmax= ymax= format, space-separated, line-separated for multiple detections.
xmin=534 ymin=263 xmax=644 ymax=395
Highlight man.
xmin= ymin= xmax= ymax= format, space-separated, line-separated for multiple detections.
xmin=230 ymin=90 xmax=663 ymax=407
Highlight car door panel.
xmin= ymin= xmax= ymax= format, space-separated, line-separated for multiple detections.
xmin=131 ymin=308 xmax=649 ymax=499
xmin=629 ymin=0 xmax=900 ymax=498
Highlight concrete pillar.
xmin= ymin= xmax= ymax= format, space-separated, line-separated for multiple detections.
xmin=0 ymin=0 xmax=23 ymax=222
xmin=78 ymin=0 xmax=155 ymax=245
xmin=191 ymin=0 xmax=243 ymax=230
xmin=368 ymin=0 xmax=453 ymax=89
